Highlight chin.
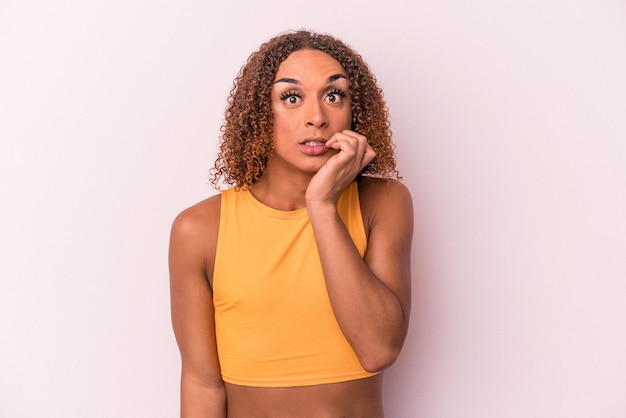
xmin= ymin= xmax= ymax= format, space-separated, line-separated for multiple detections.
xmin=301 ymin=156 xmax=332 ymax=173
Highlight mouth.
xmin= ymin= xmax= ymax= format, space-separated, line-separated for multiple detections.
xmin=300 ymin=137 xmax=327 ymax=146
xmin=299 ymin=137 xmax=329 ymax=156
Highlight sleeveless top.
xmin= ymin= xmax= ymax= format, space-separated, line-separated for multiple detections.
xmin=213 ymin=181 xmax=378 ymax=387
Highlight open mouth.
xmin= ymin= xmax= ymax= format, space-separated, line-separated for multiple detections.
xmin=302 ymin=140 xmax=326 ymax=146
xmin=301 ymin=137 xmax=327 ymax=146
xmin=299 ymin=138 xmax=329 ymax=156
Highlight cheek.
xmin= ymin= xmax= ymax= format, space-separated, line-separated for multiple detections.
xmin=272 ymin=111 xmax=300 ymax=143
xmin=338 ymin=107 xmax=352 ymax=129
xmin=272 ymin=112 xmax=292 ymax=133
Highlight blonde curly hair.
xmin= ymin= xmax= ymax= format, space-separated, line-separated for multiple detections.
xmin=210 ymin=30 xmax=398 ymax=189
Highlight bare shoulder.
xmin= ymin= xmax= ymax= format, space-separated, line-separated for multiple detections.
xmin=169 ymin=194 xmax=222 ymax=280
xmin=357 ymin=176 xmax=411 ymax=200
xmin=357 ymin=177 xmax=413 ymax=228
xmin=171 ymin=194 xmax=221 ymax=240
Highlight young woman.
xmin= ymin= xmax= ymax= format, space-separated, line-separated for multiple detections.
xmin=169 ymin=30 xmax=413 ymax=417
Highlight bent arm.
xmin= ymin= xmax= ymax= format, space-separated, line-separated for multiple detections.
xmin=169 ymin=199 xmax=226 ymax=417
xmin=307 ymin=178 xmax=413 ymax=372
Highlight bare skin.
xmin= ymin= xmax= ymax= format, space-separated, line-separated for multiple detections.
xmin=225 ymin=375 xmax=384 ymax=418
xmin=169 ymin=49 xmax=413 ymax=417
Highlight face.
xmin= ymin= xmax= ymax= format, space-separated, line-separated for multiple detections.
xmin=268 ymin=49 xmax=352 ymax=175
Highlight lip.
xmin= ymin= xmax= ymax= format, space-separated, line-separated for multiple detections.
xmin=299 ymin=137 xmax=329 ymax=156
xmin=300 ymin=137 xmax=327 ymax=146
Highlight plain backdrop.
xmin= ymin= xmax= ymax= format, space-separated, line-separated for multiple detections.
xmin=1 ymin=0 xmax=625 ymax=417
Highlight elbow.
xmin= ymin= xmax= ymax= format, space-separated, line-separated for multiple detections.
xmin=358 ymin=344 xmax=402 ymax=373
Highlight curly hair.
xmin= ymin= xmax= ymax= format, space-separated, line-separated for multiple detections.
xmin=210 ymin=30 xmax=399 ymax=189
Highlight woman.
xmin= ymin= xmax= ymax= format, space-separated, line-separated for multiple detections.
xmin=169 ymin=30 xmax=413 ymax=417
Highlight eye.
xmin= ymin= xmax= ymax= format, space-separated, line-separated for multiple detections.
xmin=279 ymin=91 xmax=302 ymax=105
xmin=325 ymin=89 xmax=347 ymax=104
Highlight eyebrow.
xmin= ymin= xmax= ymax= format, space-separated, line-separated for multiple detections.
xmin=272 ymin=73 xmax=347 ymax=85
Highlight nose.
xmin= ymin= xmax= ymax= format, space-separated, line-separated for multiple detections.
xmin=305 ymin=100 xmax=327 ymax=128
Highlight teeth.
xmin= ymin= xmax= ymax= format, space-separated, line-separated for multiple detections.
xmin=304 ymin=141 xmax=324 ymax=146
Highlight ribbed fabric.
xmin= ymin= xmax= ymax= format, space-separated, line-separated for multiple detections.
xmin=213 ymin=181 xmax=377 ymax=387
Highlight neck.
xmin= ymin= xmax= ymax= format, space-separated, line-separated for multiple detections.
xmin=250 ymin=168 xmax=312 ymax=211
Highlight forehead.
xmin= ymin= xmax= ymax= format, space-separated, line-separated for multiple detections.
xmin=274 ymin=49 xmax=347 ymax=81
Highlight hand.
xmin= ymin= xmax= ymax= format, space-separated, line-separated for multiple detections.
xmin=305 ymin=130 xmax=376 ymax=206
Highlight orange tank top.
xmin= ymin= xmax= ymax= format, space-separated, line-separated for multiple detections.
xmin=213 ymin=181 xmax=378 ymax=387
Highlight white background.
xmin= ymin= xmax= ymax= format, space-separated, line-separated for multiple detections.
xmin=1 ymin=0 xmax=625 ymax=417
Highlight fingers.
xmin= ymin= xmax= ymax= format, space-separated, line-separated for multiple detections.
xmin=362 ymin=144 xmax=376 ymax=167
xmin=327 ymin=130 xmax=376 ymax=170
xmin=306 ymin=130 xmax=376 ymax=205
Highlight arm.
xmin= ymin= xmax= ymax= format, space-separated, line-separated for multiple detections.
xmin=306 ymin=132 xmax=413 ymax=372
xmin=169 ymin=197 xmax=226 ymax=417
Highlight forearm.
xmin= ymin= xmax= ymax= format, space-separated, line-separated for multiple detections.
xmin=180 ymin=376 xmax=226 ymax=418
xmin=308 ymin=202 xmax=406 ymax=371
